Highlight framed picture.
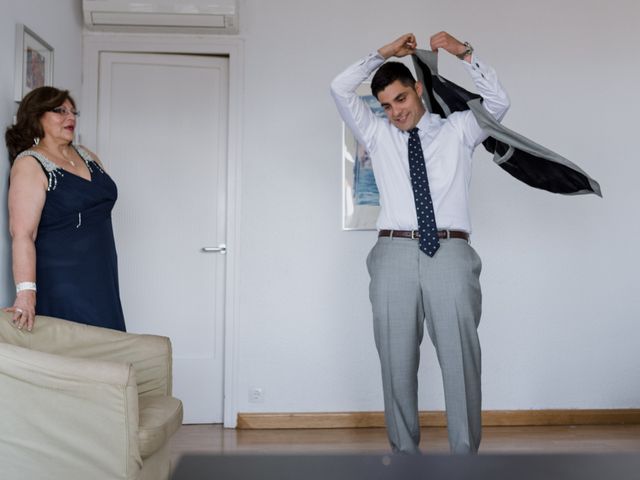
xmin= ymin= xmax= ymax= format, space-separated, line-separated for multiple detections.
xmin=14 ymin=24 xmax=54 ymax=102
xmin=342 ymin=83 xmax=384 ymax=230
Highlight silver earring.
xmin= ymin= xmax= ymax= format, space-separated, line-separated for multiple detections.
xmin=33 ymin=137 xmax=40 ymax=146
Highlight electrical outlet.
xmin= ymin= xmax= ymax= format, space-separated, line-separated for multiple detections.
xmin=249 ymin=387 xmax=265 ymax=403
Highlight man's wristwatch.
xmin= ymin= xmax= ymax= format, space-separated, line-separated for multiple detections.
xmin=456 ymin=41 xmax=474 ymax=60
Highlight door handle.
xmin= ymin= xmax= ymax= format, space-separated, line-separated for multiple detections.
xmin=202 ymin=244 xmax=227 ymax=254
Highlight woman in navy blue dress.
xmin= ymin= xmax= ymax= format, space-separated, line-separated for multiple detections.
xmin=4 ymin=86 xmax=126 ymax=332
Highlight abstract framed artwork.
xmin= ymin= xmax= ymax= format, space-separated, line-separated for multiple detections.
xmin=14 ymin=24 xmax=54 ymax=102
xmin=342 ymin=83 xmax=384 ymax=230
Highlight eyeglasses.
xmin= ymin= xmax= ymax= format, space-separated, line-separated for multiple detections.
xmin=50 ymin=107 xmax=80 ymax=117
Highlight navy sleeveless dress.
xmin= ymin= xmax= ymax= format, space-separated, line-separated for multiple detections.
xmin=16 ymin=146 xmax=126 ymax=331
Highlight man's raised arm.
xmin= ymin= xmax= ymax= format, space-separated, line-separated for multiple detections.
xmin=330 ymin=33 xmax=417 ymax=149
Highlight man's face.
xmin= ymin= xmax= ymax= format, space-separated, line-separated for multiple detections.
xmin=377 ymin=80 xmax=426 ymax=132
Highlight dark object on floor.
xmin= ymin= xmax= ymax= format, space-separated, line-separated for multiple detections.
xmin=172 ymin=453 xmax=640 ymax=480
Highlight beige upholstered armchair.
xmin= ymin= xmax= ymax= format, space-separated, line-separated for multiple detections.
xmin=0 ymin=312 xmax=183 ymax=480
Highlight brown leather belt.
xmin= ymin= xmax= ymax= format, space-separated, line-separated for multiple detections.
xmin=378 ymin=229 xmax=469 ymax=241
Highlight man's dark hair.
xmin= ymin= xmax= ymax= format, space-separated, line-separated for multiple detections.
xmin=371 ymin=62 xmax=417 ymax=99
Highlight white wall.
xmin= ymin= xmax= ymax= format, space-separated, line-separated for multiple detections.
xmin=0 ymin=0 xmax=83 ymax=304
xmin=234 ymin=0 xmax=640 ymax=414
xmin=1 ymin=0 xmax=638 ymax=418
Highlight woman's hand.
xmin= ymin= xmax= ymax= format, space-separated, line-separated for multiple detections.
xmin=4 ymin=290 xmax=36 ymax=331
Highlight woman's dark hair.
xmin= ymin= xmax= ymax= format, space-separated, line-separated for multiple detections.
xmin=371 ymin=62 xmax=417 ymax=99
xmin=5 ymin=86 xmax=76 ymax=164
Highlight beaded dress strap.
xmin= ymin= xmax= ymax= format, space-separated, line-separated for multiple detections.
xmin=15 ymin=149 xmax=64 ymax=191
xmin=16 ymin=149 xmax=59 ymax=173
xmin=73 ymin=145 xmax=104 ymax=174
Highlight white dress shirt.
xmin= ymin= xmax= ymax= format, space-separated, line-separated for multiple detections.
xmin=330 ymin=52 xmax=510 ymax=233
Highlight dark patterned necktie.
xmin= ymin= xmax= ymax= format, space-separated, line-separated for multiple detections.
xmin=408 ymin=127 xmax=439 ymax=256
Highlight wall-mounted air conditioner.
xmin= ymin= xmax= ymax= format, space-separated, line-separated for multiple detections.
xmin=82 ymin=0 xmax=238 ymax=34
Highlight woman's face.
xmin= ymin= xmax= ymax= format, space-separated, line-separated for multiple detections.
xmin=39 ymin=99 xmax=77 ymax=144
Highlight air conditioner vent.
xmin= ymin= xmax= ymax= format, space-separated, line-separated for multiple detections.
xmin=83 ymin=0 xmax=238 ymax=34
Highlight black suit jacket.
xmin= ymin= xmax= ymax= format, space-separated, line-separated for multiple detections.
xmin=411 ymin=49 xmax=601 ymax=197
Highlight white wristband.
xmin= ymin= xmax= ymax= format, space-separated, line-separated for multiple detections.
xmin=16 ymin=282 xmax=37 ymax=293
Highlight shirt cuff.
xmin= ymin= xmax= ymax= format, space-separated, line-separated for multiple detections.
xmin=461 ymin=54 xmax=489 ymax=79
xmin=359 ymin=51 xmax=385 ymax=73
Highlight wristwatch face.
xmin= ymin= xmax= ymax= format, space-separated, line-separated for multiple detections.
xmin=457 ymin=42 xmax=473 ymax=59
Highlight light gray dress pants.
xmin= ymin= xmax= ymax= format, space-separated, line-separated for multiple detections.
xmin=366 ymin=236 xmax=482 ymax=454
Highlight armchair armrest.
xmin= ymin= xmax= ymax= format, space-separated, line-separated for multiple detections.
xmin=0 ymin=342 xmax=142 ymax=480
xmin=0 ymin=312 xmax=173 ymax=397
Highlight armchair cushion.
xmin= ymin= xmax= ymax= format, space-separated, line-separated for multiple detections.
xmin=138 ymin=395 xmax=183 ymax=458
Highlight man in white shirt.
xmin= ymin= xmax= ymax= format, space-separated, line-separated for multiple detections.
xmin=330 ymin=32 xmax=510 ymax=454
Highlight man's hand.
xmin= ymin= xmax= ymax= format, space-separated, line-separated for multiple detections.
xmin=430 ymin=31 xmax=470 ymax=61
xmin=378 ymin=33 xmax=417 ymax=60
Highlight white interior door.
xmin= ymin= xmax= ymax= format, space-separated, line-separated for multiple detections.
xmin=97 ymin=52 xmax=228 ymax=423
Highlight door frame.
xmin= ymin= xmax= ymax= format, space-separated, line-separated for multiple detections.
xmin=81 ymin=32 xmax=243 ymax=428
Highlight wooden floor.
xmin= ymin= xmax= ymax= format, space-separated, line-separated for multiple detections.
xmin=171 ymin=424 xmax=640 ymax=464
